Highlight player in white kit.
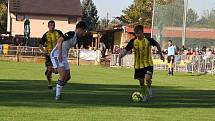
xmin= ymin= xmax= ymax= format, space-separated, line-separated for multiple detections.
xmin=50 ymin=21 xmax=87 ymax=100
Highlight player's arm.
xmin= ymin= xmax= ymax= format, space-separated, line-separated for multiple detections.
xmin=156 ymin=43 xmax=165 ymax=61
xmin=56 ymin=37 xmax=64 ymax=62
xmin=39 ymin=44 xmax=45 ymax=53
xmin=39 ymin=33 xmax=47 ymax=54
xmin=148 ymin=37 xmax=165 ymax=61
xmin=118 ymin=39 xmax=134 ymax=66
xmin=119 ymin=49 xmax=128 ymax=59
xmin=56 ymin=30 xmax=65 ymax=62
xmin=119 ymin=39 xmax=134 ymax=59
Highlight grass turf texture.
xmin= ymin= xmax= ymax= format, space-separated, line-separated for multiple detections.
xmin=0 ymin=61 xmax=215 ymax=121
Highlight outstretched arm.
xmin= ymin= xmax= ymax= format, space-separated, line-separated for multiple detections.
xmin=39 ymin=34 xmax=46 ymax=54
xmin=56 ymin=37 xmax=64 ymax=62
xmin=118 ymin=48 xmax=128 ymax=66
xmin=155 ymin=43 xmax=165 ymax=61
xmin=148 ymin=36 xmax=165 ymax=61
xmin=119 ymin=48 xmax=128 ymax=59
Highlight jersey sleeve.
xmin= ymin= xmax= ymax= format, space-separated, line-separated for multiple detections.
xmin=63 ymin=31 xmax=75 ymax=40
xmin=125 ymin=38 xmax=135 ymax=51
xmin=146 ymin=37 xmax=158 ymax=46
xmin=39 ymin=32 xmax=47 ymax=45
xmin=56 ymin=30 xmax=64 ymax=37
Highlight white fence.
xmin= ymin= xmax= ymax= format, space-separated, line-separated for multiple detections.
xmin=0 ymin=45 xmax=100 ymax=65
xmin=110 ymin=54 xmax=215 ymax=74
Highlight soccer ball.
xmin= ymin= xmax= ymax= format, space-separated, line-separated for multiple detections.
xmin=131 ymin=91 xmax=143 ymax=102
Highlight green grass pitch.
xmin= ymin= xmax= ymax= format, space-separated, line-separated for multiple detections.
xmin=0 ymin=61 xmax=215 ymax=121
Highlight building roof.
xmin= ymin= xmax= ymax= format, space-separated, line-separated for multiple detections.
xmin=125 ymin=26 xmax=215 ymax=39
xmin=9 ymin=0 xmax=82 ymax=16
xmin=125 ymin=27 xmax=151 ymax=34
xmin=162 ymin=28 xmax=215 ymax=39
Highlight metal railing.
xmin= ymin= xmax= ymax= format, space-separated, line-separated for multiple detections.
xmin=1 ymin=45 xmax=215 ymax=74
xmin=110 ymin=54 xmax=215 ymax=74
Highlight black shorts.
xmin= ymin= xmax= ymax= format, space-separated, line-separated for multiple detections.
xmin=134 ymin=66 xmax=153 ymax=79
xmin=167 ymin=55 xmax=175 ymax=63
xmin=45 ymin=54 xmax=53 ymax=67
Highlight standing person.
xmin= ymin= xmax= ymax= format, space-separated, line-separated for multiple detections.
xmin=167 ymin=40 xmax=175 ymax=76
xmin=99 ymin=35 xmax=106 ymax=59
xmin=50 ymin=21 xmax=87 ymax=100
xmin=119 ymin=25 xmax=164 ymax=102
xmin=39 ymin=20 xmax=64 ymax=89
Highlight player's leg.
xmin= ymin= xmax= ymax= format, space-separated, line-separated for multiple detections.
xmin=145 ymin=66 xmax=153 ymax=98
xmin=138 ymin=78 xmax=147 ymax=96
xmin=167 ymin=56 xmax=171 ymax=76
xmin=171 ymin=56 xmax=174 ymax=76
xmin=64 ymin=59 xmax=71 ymax=82
xmin=135 ymin=69 xmax=147 ymax=101
xmin=55 ymin=58 xmax=71 ymax=100
xmin=45 ymin=55 xmax=53 ymax=89
xmin=51 ymin=56 xmax=66 ymax=100
xmin=55 ymin=66 xmax=66 ymax=100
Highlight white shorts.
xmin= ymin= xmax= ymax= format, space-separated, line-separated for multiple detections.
xmin=51 ymin=57 xmax=70 ymax=70
xmin=50 ymin=49 xmax=70 ymax=70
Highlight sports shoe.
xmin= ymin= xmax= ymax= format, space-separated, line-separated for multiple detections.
xmin=55 ymin=95 xmax=62 ymax=101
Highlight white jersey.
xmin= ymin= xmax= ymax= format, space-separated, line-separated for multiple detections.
xmin=51 ymin=31 xmax=77 ymax=58
xmin=168 ymin=45 xmax=175 ymax=56
xmin=50 ymin=31 xmax=77 ymax=70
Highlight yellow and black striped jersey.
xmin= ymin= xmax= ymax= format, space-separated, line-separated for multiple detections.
xmin=125 ymin=36 xmax=158 ymax=69
xmin=39 ymin=29 xmax=63 ymax=54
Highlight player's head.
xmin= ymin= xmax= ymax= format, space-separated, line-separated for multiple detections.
xmin=48 ymin=20 xmax=55 ymax=31
xmin=75 ymin=21 xmax=87 ymax=37
xmin=168 ymin=40 xmax=172 ymax=46
xmin=134 ymin=25 xmax=144 ymax=39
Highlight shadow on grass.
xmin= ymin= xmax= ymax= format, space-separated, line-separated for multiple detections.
xmin=186 ymin=72 xmax=208 ymax=76
xmin=0 ymin=79 xmax=215 ymax=108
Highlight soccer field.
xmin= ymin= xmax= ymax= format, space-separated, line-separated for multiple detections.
xmin=0 ymin=61 xmax=215 ymax=121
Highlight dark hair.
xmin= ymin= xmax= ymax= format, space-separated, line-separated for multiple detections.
xmin=76 ymin=21 xmax=87 ymax=30
xmin=129 ymin=32 xmax=136 ymax=36
xmin=48 ymin=20 xmax=55 ymax=25
xmin=168 ymin=40 xmax=172 ymax=43
xmin=134 ymin=25 xmax=143 ymax=33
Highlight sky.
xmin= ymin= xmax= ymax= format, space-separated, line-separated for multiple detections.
xmin=80 ymin=0 xmax=215 ymax=19
xmin=80 ymin=0 xmax=133 ymax=19
xmin=188 ymin=0 xmax=215 ymax=16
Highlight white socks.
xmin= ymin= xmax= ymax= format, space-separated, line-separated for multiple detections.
xmin=56 ymin=84 xmax=63 ymax=97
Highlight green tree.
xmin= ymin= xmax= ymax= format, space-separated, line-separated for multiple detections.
xmin=186 ymin=8 xmax=198 ymax=27
xmin=119 ymin=0 xmax=183 ymax=27
xmin=207 ymin=9 xmax=215 ymax=26
xmin=0 ymin=1 xmax=7 ymax=33
xmin=120 ymin=0 xmax=153 ymax=27
xmin=81 ymin=0 xmax=99 ymax=31
xmin=195 ymin=9 xmax=215 ymax=28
